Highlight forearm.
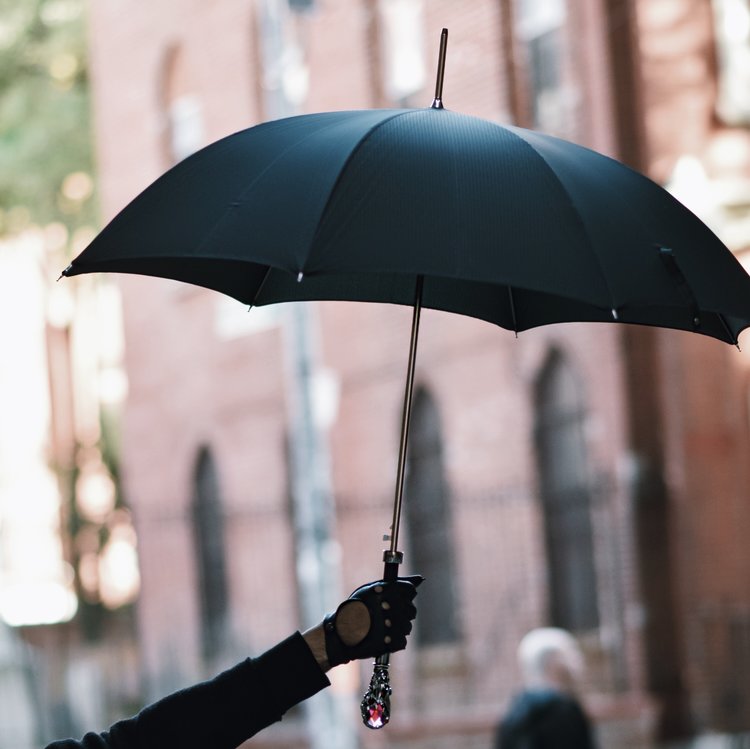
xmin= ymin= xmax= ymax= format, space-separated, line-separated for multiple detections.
xmin=302 ymin=623 xmax=331 ymax=672
xmin=46 ymin=633 xmax=330 ymax=749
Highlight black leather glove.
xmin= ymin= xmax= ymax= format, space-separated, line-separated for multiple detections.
xmin=323 ymin=575 xmax=423 ymax=667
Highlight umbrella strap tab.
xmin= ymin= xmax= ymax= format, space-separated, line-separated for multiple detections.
xmin=659 ymin=247 xmax=701 ymax=328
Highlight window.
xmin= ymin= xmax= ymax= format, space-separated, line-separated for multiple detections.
xmin=514 ymin=0 xmax=578 ymax=136
xmin=713 ymin=0 xmax=750 ymax=124
xmin=191 ymin=447 xmax=230 ymax=663
xmin=405 ymin=387 xmax=459 ymax=645
xmin=534 ymin=351 xmax=599 ymax=631
xmin=256 ymin=0 xmax=310 ymax=120
xmin=288 ymin=0 xmax=315 ymax=11
xmin=378 ymin=0 xmax=426 ymax=105
xmin=160 ymin=45 xmax=204 ymax=165
xmin=167 ymin=96 xmax=204 ymax=163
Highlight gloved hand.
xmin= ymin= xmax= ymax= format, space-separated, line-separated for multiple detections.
xmin=323 ymin=575 xmax=423 ymax=667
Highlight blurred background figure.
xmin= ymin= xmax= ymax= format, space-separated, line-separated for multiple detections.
xmin=495 ymin=628 xmax=596 ymax=749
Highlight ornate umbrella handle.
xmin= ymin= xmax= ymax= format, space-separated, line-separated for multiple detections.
xmin=361 ymin=657 xmax=392 ymax=729
xmin=360 ymin=556 xmax=401 ymax=728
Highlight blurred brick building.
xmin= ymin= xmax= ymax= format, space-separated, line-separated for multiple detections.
xmin=84 ymin=0 xmax=750 ymax=747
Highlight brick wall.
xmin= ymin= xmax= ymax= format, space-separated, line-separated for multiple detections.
xmin=85 ymin=0 xmax=750 ymax=745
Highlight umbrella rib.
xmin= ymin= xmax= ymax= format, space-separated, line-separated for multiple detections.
xmin=306 ymin=110 xmax=417 ymax=262
xmin=249 ymin=266 xmax=273 ymax=308
xmin=507 ymin=286 xmax=519 ymax=336
xmin=190 ymin=110 xmax=416 ymax=275
xmin=659 ymin=247 xmax=701 ymax=328
xmin=191 ymin=153 xmax=313 ymax=261
xmin=718 ymin=312 xmax=740 ymax=348
xmin=192 ymin=115 xmax=406 ymax=262
xmin=505 ymin=128 xmax=618 ymax=312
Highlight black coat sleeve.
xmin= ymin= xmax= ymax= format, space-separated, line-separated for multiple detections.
xmin=46 ymin=632 xmax=331 ymax=749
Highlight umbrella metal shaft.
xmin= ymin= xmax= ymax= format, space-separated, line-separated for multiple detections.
xmin=386 ymin=274 xmax=424 ymax=566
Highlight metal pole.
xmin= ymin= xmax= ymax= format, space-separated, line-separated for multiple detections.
xmin=284 ymin=303 xmax=354 ymax=749
xmin=260 ymin=1 xmax=355 ymax=747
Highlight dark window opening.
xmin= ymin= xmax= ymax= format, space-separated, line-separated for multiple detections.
xmin=534 ymin=351 xmax=599 ymax=631
xmin=192 ymin=447 xmax=230 ymax=663
xmin=405 ymin=387 xmax=460 ymax=645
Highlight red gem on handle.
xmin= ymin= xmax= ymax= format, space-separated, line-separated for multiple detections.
xmin=367 ymin=704 xmax=387 ymax=729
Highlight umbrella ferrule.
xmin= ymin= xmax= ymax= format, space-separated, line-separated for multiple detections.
xmin=430 ymin=28 xmax=448 ymax=110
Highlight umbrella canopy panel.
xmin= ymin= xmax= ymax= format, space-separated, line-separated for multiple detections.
xmin=64 ymin=108 xmax=750 ymax=343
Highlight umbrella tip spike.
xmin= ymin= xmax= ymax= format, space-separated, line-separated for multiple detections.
xmin=430 ymin=28 xmax=449 ymax=109
xmin=297 ymin=271 xmax=304 ymax=283
xmin=611 ymin=308 xmax=619 ymax=321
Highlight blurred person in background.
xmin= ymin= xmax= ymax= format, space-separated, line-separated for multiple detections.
xmin=495 ymin=627 xmax=596 ymax=749
xmin=47 ymin=575 xmax=422 ymax=749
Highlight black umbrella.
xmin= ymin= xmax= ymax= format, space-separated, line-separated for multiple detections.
xmin=63 ymin=103 xmax=750 ymax=342
xmin=62 ymin=29 xmax=750 ymax=728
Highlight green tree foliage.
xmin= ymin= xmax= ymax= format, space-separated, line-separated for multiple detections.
xmin=0 ymin=0 xmax=95 ymax=237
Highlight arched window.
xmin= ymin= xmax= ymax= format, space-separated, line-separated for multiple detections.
xmin=191 ymin=447 xmax=230 ymax=663
xmin=534 ymin=351 xmax=599 ymax=631
xmin=159 ymin=44 xmax=204 ymax=165
xmin=405 ymin=387 xmax=459 ymax=645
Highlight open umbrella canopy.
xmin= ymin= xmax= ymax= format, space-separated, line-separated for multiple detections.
xmin=63 ymin=106 xmax=750 ymax=344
